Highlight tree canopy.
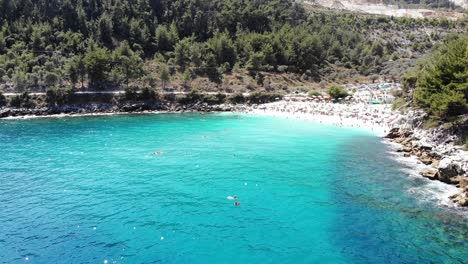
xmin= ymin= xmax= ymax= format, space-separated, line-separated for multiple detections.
xmin=0 ymin=0 xmax=465 ymax=92
xmin=404 ymin=36 xmax=467 ymax=120
xmin=414 ymin=36 xmax=468 ymax=119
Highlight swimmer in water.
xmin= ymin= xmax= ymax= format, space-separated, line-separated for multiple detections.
xmin=227 ymin=195 xmax=237 ymax=200
xmin=152 ymin=151 xmax=163 ymax=155
xmin=235 ymin=201 xmax=240 ymax=206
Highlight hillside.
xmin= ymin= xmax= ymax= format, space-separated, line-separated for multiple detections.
xmin=0 ymin=0 xmax=466 ymax=95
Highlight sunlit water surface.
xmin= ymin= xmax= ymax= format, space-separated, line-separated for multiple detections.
xmin=0 ymin=113 xmax=467 ymax=263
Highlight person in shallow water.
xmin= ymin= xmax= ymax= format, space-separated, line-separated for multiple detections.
xmin=152 ymin=151 xmax=163 ymax=155
xmin=235 ymin=201 xmax=240 ymax=206
xmin=227 ymin=195 xmax=237 ymax=200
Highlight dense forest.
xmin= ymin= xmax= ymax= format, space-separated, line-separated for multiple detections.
xmin=0 ymin=0 xmax=466 ymax=92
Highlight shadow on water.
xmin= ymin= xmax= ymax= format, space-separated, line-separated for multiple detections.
xmin=329 ymin=135 xmax=468 ymax=263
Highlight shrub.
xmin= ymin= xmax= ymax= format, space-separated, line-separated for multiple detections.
xmin=308 ymin=90 xmax=321 ymax=97
xmin=327 ymin=85 xmax=348 ymax=99
xmin=392 ymin=98 xmax=406 ymax=111
xmin=177 ymin=89 xmax=202 ymax=104
xmin=248 ymin=92 xmax=282 ymax=104
xmin=0 ymin=91 xmax=6 ymax=107
xmin=124 ymin=86 xmax=139 ymax=101
xmin=229 ymin=93 xmax=246 ymax=104
xmin=204 ymin=93 xmax=226 ymax=105
xmin=140 ymin=86 xmax=158 ymax=101
xmin=10 ymin=91 xmax=35 ymax=108
xmin=46 ymin=88 xmax=74 ymax=106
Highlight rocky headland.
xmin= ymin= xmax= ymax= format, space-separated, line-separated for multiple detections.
xmin=385 ymin=110 xmax=468 ymax=207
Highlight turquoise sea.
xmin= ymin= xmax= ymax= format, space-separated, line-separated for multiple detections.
xmin=0 ymin=113 xmax=467 ymax=263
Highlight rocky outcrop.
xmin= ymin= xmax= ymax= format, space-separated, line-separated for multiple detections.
xmin=0 ymin=102 xmax=249 ymax=119
xmin=450 ymin=178 xmax=468 ymax=206
xmin=386 ymin=116 xmax=468 ymax=207
xmin=385 ymin=128 xmax=401 ymax=139
xmin=438 ymin=158 xmax=464 ymax=183
xmin=420 ymin=168 xmax=439 ymax=180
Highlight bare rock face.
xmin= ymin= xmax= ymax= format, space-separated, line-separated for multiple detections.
xmin=438 ymin=158 xmax=463 ymax=183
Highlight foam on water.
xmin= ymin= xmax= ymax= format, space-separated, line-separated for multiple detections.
xmin=383 ymin=139 xmax=462 ymax=208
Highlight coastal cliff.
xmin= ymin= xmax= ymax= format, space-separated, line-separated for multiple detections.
xmin=386 ymin=110 xmax=468 ymax=206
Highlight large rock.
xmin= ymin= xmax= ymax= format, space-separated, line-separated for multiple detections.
xmin=459 ymin=177 xmax=468 ymax=189
xmin=397 ymin=146 xmax=412 ymax=153
xmin=385 ymin=128 xmax=401 ymax=139
xmin=450 ymin=189 xmax=468 ymax=207
xmin=438 ymin=158 xmax=463 ymax=183
xmin=419 ymin=152 xmax=436 ymax=165
xmin=420 ymin=168 xmax=438 ymax=180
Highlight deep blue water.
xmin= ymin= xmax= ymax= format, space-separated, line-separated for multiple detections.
xmin=0 ymin=113 xmax=466 ymax=263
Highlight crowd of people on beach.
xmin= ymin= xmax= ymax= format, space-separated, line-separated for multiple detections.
xmin=246 ymin=101 xmax=403 ymax=135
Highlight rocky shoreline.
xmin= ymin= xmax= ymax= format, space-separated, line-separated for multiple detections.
xmin=385 ymin=110 xmax=468 ymax=207
xmin=0 ymin=102 xmax=250 ymax=119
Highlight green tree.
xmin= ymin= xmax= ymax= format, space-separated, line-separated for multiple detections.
xmin=67 ymin=60 xmax=79 ymax=88
xmin=175 ymin=38 xmax=192 ymax=70
xmin=0 ymin=31 xmax=5 ymax=54
xmin=113 ymin=41 xmax=144 ymax=87
xmin=159 ymin=64 xmax=170 ymax=90
xmin=13 ymin=70 xmax=28 ymax=91
xmin=156 ymin=24 xmax=178 ymax=52
xmin=84 ymin=45 xmax=111 ymax=89
xmin=0 ymin=91 xmax=6 ymax=107
xmin=44 ymin=72 xmax=59 ymax=87
xmin=98 ymin=14 xmax=114 ymax=48
xmin=207 ymin=32 xmax=236 ymax=70
xmin=412 ymin=37 xmax=467 ymax=119
xmin=182 ymin=69 xmax=192 ymax=88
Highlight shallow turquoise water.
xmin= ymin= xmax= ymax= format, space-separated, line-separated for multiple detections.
xmin=0 ymin=113 xmax=467 ymax=263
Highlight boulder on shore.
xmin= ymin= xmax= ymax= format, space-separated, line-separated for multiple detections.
xmin=420 ymin=168 xmax=438 ymax=180
xmin=451 ymin=193 xmax=468 ymax=206
xmin=385 ymin=128 xmax=401 ymax=139
xmin=438 ymin=158 xmax=463 ymax=183
xmin=450 ymin=181 xmax=468 ymax=206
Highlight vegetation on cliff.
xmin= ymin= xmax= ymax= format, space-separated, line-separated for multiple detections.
xmin=402 ymin=36 xmax=467 ymax=121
